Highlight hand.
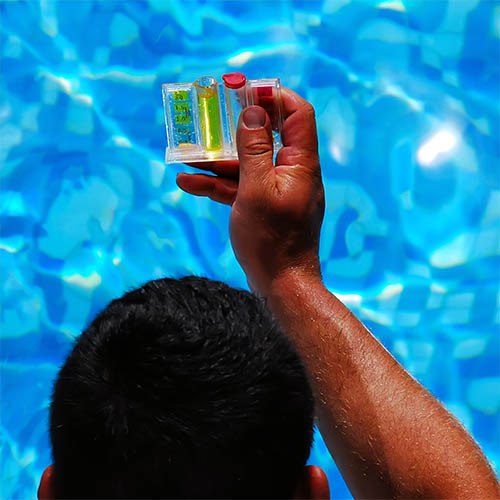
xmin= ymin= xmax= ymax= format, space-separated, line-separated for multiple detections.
xmin=176 ymin=88 xmax=325 ymax=296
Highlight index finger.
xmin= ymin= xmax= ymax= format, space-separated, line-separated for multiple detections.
xmin=184 ymin=160 xmax=239 ymax=179
xmin=276 ymin=87 xmax=320 ymax=168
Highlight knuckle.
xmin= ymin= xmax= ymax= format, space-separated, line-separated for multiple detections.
xmin=304 ymin=101 xmax=316 ymax=116
xmin=244 ymin=139 xmax=272 ymax=158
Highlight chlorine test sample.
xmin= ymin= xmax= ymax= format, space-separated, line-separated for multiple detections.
xmin=162 ymin=73 xmax=283 ymax=163
xmin=195 ymin=76 xmax=223 ymax=152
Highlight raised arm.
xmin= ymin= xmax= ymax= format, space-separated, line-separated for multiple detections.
xmin=176 ymin=90 xmax=500 ymax=499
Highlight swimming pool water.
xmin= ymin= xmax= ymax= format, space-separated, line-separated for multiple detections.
xmin=1 ymin=1 xmax=499 ymax=498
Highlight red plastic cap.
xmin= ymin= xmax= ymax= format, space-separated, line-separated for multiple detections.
xmin=222 ymin=72 xmax=246 ymax=89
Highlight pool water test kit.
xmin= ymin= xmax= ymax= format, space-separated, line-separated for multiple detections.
xmin=162 ymin=73 xmax=283 ymax=163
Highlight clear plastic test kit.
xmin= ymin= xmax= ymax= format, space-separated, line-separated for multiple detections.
xmin=162 ymin=73 xmax=284 ymax=164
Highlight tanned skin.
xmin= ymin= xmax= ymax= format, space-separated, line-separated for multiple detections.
xmin=177 ymin=89 xmax=500 ymax=499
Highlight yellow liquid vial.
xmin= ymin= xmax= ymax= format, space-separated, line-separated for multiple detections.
xmin=194 ymin=76 xmax=222 ymax=152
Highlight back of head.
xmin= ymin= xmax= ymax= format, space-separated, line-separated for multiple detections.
xmin=50 ymin=276 xmax=314 ymax=499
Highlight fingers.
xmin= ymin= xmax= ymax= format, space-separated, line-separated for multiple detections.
xmin=184 ymin=160 xmax=239 ymax=179
xmin=179 ymin=88 xmax=319 ymax=202
xmin=236 ymin=106 xmax=275 ymax=190
xmin=176 ymin=173 xmax=237 ymax=206
xmin=276 ymin=88 xmax=320 ymax=170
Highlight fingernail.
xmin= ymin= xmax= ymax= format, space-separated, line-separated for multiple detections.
xmin=243 ymin=106 xmax=266 ymax=129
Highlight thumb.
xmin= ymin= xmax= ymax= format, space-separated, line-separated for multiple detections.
xmin=236 ymin=106 xmax=274 ymax=188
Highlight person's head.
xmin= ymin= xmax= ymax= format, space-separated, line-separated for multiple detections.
xmin=39 ymin=276 xmax=329 ymax=499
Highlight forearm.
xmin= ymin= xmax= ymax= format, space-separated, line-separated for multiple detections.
xmin=266 ymin=270 xmax=500 ymax=499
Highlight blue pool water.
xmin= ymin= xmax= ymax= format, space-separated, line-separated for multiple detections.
xmin=1 ymin=0 xmax=499 ymax=498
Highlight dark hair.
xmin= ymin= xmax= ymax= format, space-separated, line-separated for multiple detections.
xmin=50 ymin=276 xmax=314 ymax=499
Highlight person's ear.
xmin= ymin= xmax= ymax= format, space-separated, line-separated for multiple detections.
xmin=38 ymin=465 xmax=55 ymax=500
xmin=293 ymin=465 xmax=330 ymax=499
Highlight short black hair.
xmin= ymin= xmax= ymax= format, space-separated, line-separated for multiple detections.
xmin=50 ymin=276 xmax=314 ymax=499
